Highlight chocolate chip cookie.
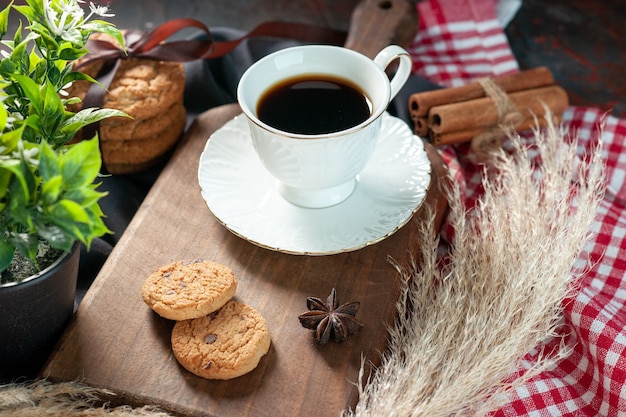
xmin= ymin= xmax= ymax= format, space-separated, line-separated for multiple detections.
xmin=171 ymin=301 xmax=271 ymax=380
xmin=141 ymin=259 xmax=237 ymax=321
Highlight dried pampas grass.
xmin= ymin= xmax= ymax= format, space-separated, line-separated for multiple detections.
xmin=0 ymin=381 xmax=174 ymax=417
xmin=344 ymin=115 xmax=605 ymax=417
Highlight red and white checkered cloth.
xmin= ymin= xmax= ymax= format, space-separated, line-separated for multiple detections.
xmin=407 ymin=0 xmax=626 ymax=415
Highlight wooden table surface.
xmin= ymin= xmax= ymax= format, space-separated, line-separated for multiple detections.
xmin=42 ymin=104 xmax=447 ymax=416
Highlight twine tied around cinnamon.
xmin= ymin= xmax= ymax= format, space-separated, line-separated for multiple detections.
xmin=409 ymin=67 xmax=569 ymax=154
xmin=470 ymin=78 xmax=524 ymax=159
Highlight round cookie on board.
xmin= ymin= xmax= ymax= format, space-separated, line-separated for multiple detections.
xmin=141 ymin=259 xmax=237 ymax=321
xmin=142 ymin=259 xmax=271 ymax=380
xmin=171 ymin=300 xmax=271 ymax=380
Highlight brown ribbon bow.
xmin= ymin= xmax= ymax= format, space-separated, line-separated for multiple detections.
xmin=77 ymin=18 xmax=347 ymax=67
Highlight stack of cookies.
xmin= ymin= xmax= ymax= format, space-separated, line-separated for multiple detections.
xmin=142 ymin=260 xmax=271 ymax=380
xmin=69 ymin=34 xmax=187 ymax=175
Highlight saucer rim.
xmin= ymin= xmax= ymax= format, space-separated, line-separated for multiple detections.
xmin=197 ymin=113 xmax=432 ymax=256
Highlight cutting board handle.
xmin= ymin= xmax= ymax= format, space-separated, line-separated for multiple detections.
xmin=344 ymin=0 xmax=418 ymax=58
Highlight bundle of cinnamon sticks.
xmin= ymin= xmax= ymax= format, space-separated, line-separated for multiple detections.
xmin=409 ymin=67 xmax=569 ymax=147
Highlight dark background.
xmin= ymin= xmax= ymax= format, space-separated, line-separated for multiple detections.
xmin=99 ymin=0 xmax=626 ymax=119
xmin=1 ymin=0 xmax=624 ymax=118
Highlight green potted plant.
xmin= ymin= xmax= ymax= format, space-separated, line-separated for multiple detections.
xmin=0 ymin=0 xmax=126 ymax=378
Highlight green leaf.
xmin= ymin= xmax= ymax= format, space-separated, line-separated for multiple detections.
xmin=22 ymin=113 xmax=41 ymax=136
xmin=0 ymin=39 xmax=14 ymax=50
xmin=9 ymin=16 xmax=21 ymax=45
xmin=0 ymin=239 xmax=15 ymax=273
xmin=51 ymin=199 xmax=92 ymax=225
xmin=41 ymin=174 xmax=63 ymax=204
xmin=0 ymin=162 xmax=10 ymax=183
xmin=23 ymin=0 xmax=43 ymax=17
xmin=13 ymin=4 xmax=36 ymax=23
xmin=17 ymin=141 xmax=38 ymax=186
xmin=83 ymin=22 xmax=126 ymax=51
xmin=61 ymin=70 xmax=96 ymax=86
xmin=0 ymin=169 xmax=10 ymax=205
xmin=28 ymin=21 xmax=58 ymax=51
xmin=47 ymin=63 xmax=61 ymax=86
xmin=0 ymin=2 xmax=12 ymax=39
xmin=12 ymin=73 xmax=43 ymax=114
xmin=8 ymin=187 xmax=33 ymax=229
xmin=46 ymin=200 xmax=93 ymax=245
xmin=84 ymin=215 xmax=111 ymax=248
xmin=63 ymin=97 xmax=81 ymax=106
xmin=9 ymin=232 xmax=40 ymax=263
xmin=58 ymin=44 xmax=88 ymax=61
xmin=1 ymin=158 xmax=28 ymax=201
xmin=31 ymin=57 xmax=48 ymax=82
xmin=0 ymin=100 xmax=7 ymax=131
xmin=59 ymin=137 xmax=101 ymax=188
xmin=38 ymin=140 xmax=58 ymax=180
xmin=42 ymin=79 xmax=64 ymax=124
xmin=62 ymin=186 xmax=106 ymax=208
xmin=37 ymin=226 xmax=74 ymax=252
xmin=61 ymin=108 xmax=129 ymax=137
xmin=0 ymin=127 xmax=24 ymax=153
xmin=28 ymin=48 xmax=43 ymax=73
xmin=0 ymin=56 xmax=17 ymax=74
xmin=85 ymin=195 xmax=108 ymax=220
xmin=11 ymin=35 xmax=30 ymax=68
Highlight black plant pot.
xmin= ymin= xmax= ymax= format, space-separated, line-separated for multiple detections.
xmin=0 ymin=243 xmax=80 ymax=380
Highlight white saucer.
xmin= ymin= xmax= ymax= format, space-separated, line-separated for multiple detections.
xmin=197 ymin=113 xmax=431 ymax=255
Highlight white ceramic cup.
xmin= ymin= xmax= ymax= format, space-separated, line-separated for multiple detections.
xmin=237 ymin=44 xmax=412 ymax=208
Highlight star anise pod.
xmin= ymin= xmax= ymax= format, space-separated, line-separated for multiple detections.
xmin=298 ymin=288 xmax=363 ymax=344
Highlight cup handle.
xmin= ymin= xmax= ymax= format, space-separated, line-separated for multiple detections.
xmin=373 ymin=45 xmax=412 ymax=102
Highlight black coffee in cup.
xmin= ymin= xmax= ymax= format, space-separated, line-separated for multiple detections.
xmin=256 ymin=75 xmax=371 ymax=135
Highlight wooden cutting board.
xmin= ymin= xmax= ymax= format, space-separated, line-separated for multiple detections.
xmin=42 ymin=103 xmax=448 ymax=416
